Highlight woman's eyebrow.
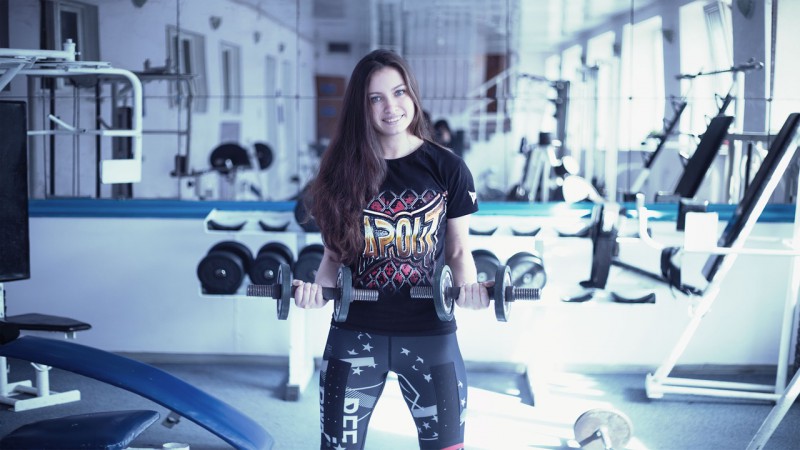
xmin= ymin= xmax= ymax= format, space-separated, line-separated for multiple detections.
xmin=368 ymin=84 xmax=406 ymax=95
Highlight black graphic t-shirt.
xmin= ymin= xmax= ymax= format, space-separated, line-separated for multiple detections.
xmin=337 ymin=141 xmax=478 ymax=336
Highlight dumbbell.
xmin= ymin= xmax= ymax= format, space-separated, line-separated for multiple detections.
xmin=573 ymin=408 xmax=633 ymax=449
xmin=294 ymin=244 xmax=324 ymax=282
xmin=409 ymin=265 xmax=541 ymax=322
xmin=507 ymin=250 xmax=547 ymax=289
xmin=472 ymin=249 xmax=501 ymax=283
xmin=196 ymin=241 xmax=254 ymax=295
xmin=249 ymin=242 xmax=294 ymax=285
xmin=246 ymin=263 xmax=378 ymax=321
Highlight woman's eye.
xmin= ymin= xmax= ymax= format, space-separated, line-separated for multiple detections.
xmin=370 ymin=96 xmax=382 ymax=104
xmin=395 ymin=89 xmax=406 ymax=97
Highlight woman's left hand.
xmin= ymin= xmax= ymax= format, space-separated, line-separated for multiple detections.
xmin=455 ymin=281 xmax=492 ymax=310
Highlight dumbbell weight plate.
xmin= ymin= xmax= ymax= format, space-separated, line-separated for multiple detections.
xmin=494 ymin=265 xmax=512 ymax=322
xmin=433 ymin=265 xmax=455 ymax=322
xmin=472 ymin=249 xmax=501 ymax=283
xmin=276 ymin=263 xmax=292 ymax=320
xmin=210 ymin=241 xmax=253 ymax=275
xmin=250 ymin=242 xmax=293 ymax=285
xmin=573 ymin=408 xmax=633 ymax=450
xmin=333 ymin=266 xmax=353 ymax=323
xmin=295 ymin=244 xmax=324 ymax=282
xmin=197 ymin=250 xmax=245 ymax=295
xmin=507 ymin=251 xmax=547 ymax=289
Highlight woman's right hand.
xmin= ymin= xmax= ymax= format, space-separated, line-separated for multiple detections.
xmin=292 ymin=280 xmax=329 ymax=309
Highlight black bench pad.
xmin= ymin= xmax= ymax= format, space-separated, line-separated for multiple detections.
xmin=0 ymin=409 xmax=159 ymax=449
xmin=1 ymin=313 xmax=91 ymax=332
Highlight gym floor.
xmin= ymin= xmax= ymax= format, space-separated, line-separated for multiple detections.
xmin=0 ymin=357 xmax=798 ymax=449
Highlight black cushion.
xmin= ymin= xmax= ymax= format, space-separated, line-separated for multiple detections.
xmin=0 ymin=410 xmax=159 ymax=449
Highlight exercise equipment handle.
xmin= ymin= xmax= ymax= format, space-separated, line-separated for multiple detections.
xmin=247 ymin=284 xmax=378 ymax=302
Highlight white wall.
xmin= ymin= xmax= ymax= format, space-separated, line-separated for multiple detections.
xmin=4 ymin=212 xmax=796 ymax=371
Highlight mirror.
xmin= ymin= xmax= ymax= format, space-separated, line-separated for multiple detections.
xmin=3 ymin=0 xmax=794 ymax=205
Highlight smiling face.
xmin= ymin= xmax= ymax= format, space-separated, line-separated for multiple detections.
xmin=367 ymin=67 xmax=416 ymax=140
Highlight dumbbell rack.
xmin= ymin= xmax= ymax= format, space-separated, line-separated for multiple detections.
xmin=202 ymin=208 xmax=320 ymax=401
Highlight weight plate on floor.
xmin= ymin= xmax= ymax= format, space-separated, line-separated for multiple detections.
xmin=210 ymin=241 xmax=254 ymax=276
xmin=472 ymin=249 xmax=501 ymax=283
xmin=573 ymin=408 xmax=632 ymax=450
xmin=494 ymin=265 xmax=512 ymax=322
xmin=251 ymin=242 xmax=294 ymax=285
xmin=197 ymin=250 xmax=246 ymax=295
xmin=433 ymin=265 xmax=455 ymax=322
xmin=276 ymin=263 xmax=292 ymax=320
xmin=507 ymin=251 xmax=546 ymax=289
xmin=295 ymin=244 xmax=324 ymax=282
xmin=333 ymin=266 xmax=353 ymax=323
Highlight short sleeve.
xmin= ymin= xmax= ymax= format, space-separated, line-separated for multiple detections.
xmin=446 ymin=156 xmax=479 ymax=218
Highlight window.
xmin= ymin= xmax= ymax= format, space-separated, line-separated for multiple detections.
xmin=619 ymin=15 xmax=665 ymax=151
xmin=43 ymin=0 xmax=99 ymax=62
xmin=220 ymin=42 xmax=241 ymax=114
xmin=679 ymin=1 xmax=733 ymax=136
xmin=167 ymin=25 xmax=208 ymax=113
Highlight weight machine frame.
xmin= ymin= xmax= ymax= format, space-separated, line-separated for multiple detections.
xmin=632 ymin=114 xmax=800 ymax=418
xmin=0 ymin=40 xmax=143 ymax=185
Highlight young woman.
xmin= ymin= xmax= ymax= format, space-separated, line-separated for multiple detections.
xmin=293 ymin=49 xmax=490 ymax=450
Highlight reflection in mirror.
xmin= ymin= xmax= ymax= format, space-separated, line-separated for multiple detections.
xmin=1 ymin=0 xmax=795 ymax=206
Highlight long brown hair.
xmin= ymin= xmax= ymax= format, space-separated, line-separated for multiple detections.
xmin=308 ymin=49 xmax=431 ymax=265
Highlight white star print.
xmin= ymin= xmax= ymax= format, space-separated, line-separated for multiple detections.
xmin=401 ymin=348 xmax=410 ymax=356
xmin=353 ymin=367 xmax=363 ymax=375
xmin=347 ymin=349 xmax=357 ymax=355
xmin=362 ymin=343 xmax=373 ymax=352
xmin=424 ymin=373 xmax=432 ymax=382
xmin=334 ymin=444 xmax=346 ymax=450
xmin=422 ymin=421 xmax=431 ymax=429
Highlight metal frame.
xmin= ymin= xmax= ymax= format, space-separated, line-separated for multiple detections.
xmin=0 ymin=40 xmax=143 ymax=184
xmin=634 ymin=117 xmax=800 ymax=403
xmin=0 ymin=284 xmax=82 ymax=412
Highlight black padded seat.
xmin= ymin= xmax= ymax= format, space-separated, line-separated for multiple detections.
xmin=1 ymin=313 xmax=91 ymax=332
xmin=0 ymin=410 xmax=159 ymax=449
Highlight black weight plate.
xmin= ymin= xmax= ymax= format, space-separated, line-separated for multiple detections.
xmin=494 ymin=265 xmax=512 ymax=322
xmin=253 ymin=142 xmax=274 ymax=170
xmin=276 ymin=263 xmax=292 ymax=320
xmin=258 ymin=242 xmax=294 ymax=266
xmin=507 ymin=251 xmax=547 ymax=289
xmin=258 ymin=220 xmax=290 ymax=232
xmin=433 ymin=265 xmax=455 ymax=322
xmin=251 ymin=242 xmax=294 ymax=285
xmin=206 ymin=220 xmax=247 ymax=231
xmin=197 ymin=250 xmax=246 ymax=295
xmin=209 ymin=143 xmax=251 ymax=174
xmin=469 ymin=227 xmax=498 ymax=236
xmin=472 ymin=249 xmax=501 ymax=283
xmin=210 ymin=241 xmax=254 ymax=275
xmin=333 ymin=266 xmax=353 ymax=323
xmin=295 ymin=244 xmax=324 ymax=282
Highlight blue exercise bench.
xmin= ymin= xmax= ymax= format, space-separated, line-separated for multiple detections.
xmin=0 ymin=328 xmax=274 ymax=450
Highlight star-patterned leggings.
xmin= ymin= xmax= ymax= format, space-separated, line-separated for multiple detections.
xmin=319 ymin=325 xmax=467 ymax=450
